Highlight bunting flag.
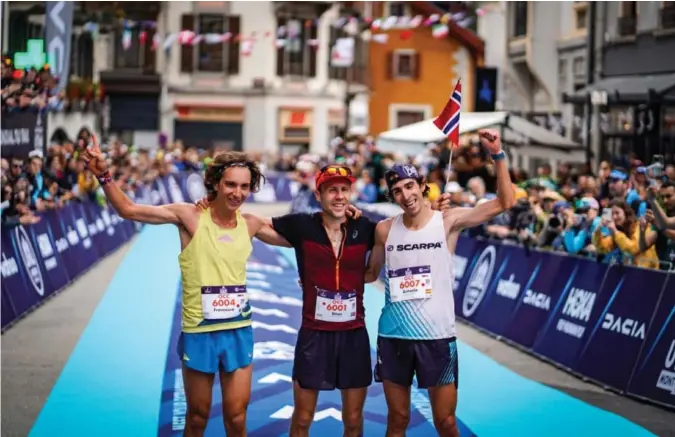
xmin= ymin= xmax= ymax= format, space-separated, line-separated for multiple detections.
xmin=76 ymin=8 xmax=480 ymax=56
xmin=433 ymin=78 xmax=462 ymax=148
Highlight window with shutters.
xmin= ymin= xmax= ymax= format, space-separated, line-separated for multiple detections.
xmin=180 ymin=14 xmax=241 ymax=75
xmin=390 ymin=50 xmax=419 ymax=80
xmin=327 ymin=27 xmax=367 ymax=84
xmin=276 ymin=16 xmax=318 ymax=78
xmin=114 ymin=27 xmax=156 ymax=72
xmin=70 ymin=33 xmax=94 ymax=79
xmin=198 ymin=14 xmax=224 ymax=72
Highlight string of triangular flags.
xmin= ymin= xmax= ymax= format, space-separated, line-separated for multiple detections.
xmin=79 ymin=9 xmax=488 ymax=56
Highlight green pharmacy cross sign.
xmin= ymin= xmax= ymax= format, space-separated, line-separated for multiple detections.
xmin=13 ymin=40 xmax=56 ymax=70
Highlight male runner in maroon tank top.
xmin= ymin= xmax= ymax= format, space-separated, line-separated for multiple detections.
xmin=271 ymin=165 xmax=375 ymax=437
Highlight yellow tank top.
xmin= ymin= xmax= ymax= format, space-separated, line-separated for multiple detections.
xmin=178 ymin=209 xmax=253 ymax=333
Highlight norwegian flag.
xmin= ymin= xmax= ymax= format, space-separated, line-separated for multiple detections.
xmin=433 ymin=79 xmax=462 ymax=147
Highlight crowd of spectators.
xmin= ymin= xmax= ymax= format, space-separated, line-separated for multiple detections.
xmin=290 ymin=135 xmax=675 ymax=271
xmin=0 ymin=130 xmax=212 ymax=228
xmin=1 ymin=57 xmax=65 ymax=113
xmin=2 ymin=124 xmax=675 ymax=271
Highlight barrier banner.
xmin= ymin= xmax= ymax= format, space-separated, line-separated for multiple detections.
xmin=0 ymin=111 xmax=47 ymax=158
xmin=1 ymin=229 xmax=31 ymax=320
xmin=457 ymin=241 xmax=501 ymax=321
xmin=153 ymin=177 xmax=172 ymax=206
xmin=627 ymin=275 xmax=675 ymax=407
xmin=181 ymin=172 xmax=207 ymax=204
xmin=501 ymin=252 xmax=578 ymax=349
xmin=31 ymin=211 xmax=70 ymax=294
xmin=451 ymin=236 xmax=479 ymax=304
xmin=85 ymin=202 xmax=117 ymax=258
xmin=106 ymin=206 xmax=130 ymax=243
xmin=67 ymin=202 xmax=101 ymax=276
xmin=469 ymin=244 xmax=540 ymax=336
xmin=1 ymin=286 xmax=16 ymax=330
xmin=532 ymin=258 xmax=610 ymax=369
xmin=2 ymin=225 xmax=49 ymax=319
xmin=575 ymin=268 xmax=668 ymax=391
xmin=164 ymin=174 xmax=186 ymax=204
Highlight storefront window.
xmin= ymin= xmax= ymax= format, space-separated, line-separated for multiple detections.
xmin=662 ymin=106 xmax=675 ymax=136
xmin=608 ymin=106 xmax=634 ymax=134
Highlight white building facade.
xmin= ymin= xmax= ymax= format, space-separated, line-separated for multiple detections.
xmin=153 ymin=1 xmax=367 ymax=155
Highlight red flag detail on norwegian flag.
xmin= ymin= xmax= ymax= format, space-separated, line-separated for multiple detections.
xmin=433 ymin=79 xmax=462 ymax=148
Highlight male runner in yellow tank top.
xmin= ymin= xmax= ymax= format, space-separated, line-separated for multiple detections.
xmin=82 ymin=137 xmax=290 ymax=437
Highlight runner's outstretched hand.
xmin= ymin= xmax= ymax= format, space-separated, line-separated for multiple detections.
xmin=346 ymin=204 xmax=362 ymax=219
xmin=79 ymin=134 xmax=107 ymax=176
xmin=195 ymin=196 xmax=210 ymax=211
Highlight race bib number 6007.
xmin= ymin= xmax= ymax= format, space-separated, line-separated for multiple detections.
xmin=201 ymin=285 xmax=248 ymax=320
xmin=388 ymin=265 xmax=433 ymax=302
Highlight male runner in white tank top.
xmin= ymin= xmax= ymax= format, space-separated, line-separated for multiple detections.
xmin=364 ymin=129 xmax=515 ymax=437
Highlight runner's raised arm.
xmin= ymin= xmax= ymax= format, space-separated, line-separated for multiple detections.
xmin=80 ymin=136 xmax=194 ymax=225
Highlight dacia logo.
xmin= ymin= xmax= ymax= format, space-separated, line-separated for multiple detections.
xmin=462 ymin=246 xmax=496 ymax=317
xmin=395 ymin=242 xmax=442 ymax=251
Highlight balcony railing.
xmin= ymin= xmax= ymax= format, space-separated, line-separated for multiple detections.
xmin=660 ymin=4 xmax=675 ymax=30
xmin=617 ymin=15 xmax=637 ymax=37
xmin=111 ymin=29 xmax=156 ymax=74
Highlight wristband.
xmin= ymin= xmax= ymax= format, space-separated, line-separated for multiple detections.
xmin=97 ymin=170 xmax=112 ymax=186
xmin=491 ymin=151 xmax=506 ymax=161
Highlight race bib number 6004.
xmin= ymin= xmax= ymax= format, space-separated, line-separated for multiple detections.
xmin=388 ymin=265 xmax=433 ymax=302
xmin=201 ymin=285 xmax=248 ymax=320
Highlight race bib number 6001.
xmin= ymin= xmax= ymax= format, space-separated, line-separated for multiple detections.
xmin=388 ymin=265 xmax=433 ymax=302
xmin=315 ymin=289 xmax=357 ymax=323
xmin=201 ymin=285 xmax=248 ymax=320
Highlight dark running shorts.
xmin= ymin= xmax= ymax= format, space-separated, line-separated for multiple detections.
xmin=374 ymin=336 xmax=459 ymax=389
xmin=293 ymin=327 xmax=373 ymax=391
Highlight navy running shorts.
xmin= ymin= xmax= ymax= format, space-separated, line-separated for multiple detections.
xmin=293 ymin=327 xmax=373 ymax=391
xmin=177 ymin=326 xmax=253 ymax=374
xmin=374 ymin=336 xmax=459 ymax=389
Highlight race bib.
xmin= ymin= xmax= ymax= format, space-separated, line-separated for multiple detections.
xmin=201 ymin=285 xmax=248 ymax=320
xmin=388 ymin=265 xmax=433 ymax=302
xmin=315 ymin=289 xmax=357 ymax=323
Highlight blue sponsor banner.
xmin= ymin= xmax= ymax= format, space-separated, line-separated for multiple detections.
xmin=456 ymin=241 xmax=502 ymax=322
xmin=469 ymin=244 xmax=539 ymax=336
xmin=163 ymin=174 xmax=187 ymax=204
xmin=2 ymin=285 xmax=16 ymax=330
xmin=31 ymin=210 xmax=69 ymax=294
xmin=531 ymin=258 xmax=610 ymax=370
xmin=2 ymin=225 xmax=48 ymax=319
xmin=56 ymin=203 xmax=97 ymax=279
xmin=627 ymin=275 xmax=675 ymax=408
xmin=501 ymin=252 xmax=577 ymax=349
xmin=153 ymin=177 xmax=172 ymax=206
xmin=575 ymin=268 xmax=668 ymax=391
xmin=70 ymin=202 xmax=103 ymax=269
xmin=451 ymin=236 xmax=478 ymax=307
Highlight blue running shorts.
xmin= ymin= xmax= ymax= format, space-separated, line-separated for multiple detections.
xmin=177 ymin=326 xmax=254 ymax=374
